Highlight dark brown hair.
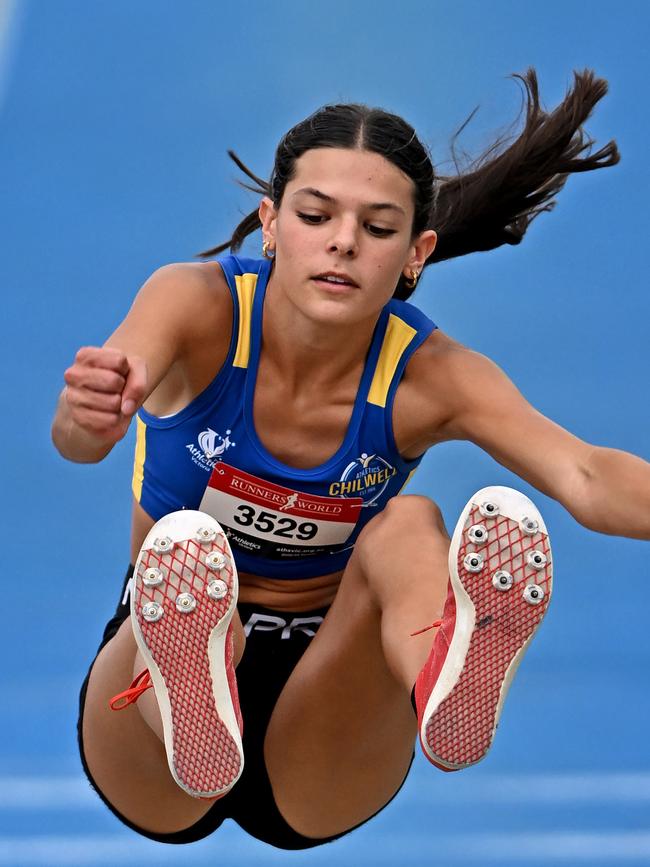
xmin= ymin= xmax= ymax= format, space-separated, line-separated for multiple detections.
xmin=198 ymin=68 xmax=619 ymax=300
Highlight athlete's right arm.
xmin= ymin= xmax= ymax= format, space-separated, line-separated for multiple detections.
xmin=51 ymin=262 xmax=224 ymax=463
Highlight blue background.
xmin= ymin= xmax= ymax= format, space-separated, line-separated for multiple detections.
xmin=1 ymin=0 xmax=649 ymax=863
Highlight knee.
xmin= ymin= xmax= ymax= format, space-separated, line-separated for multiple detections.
xmin=355 ymin=495 xmax=449 ymax=559
xmin=350 ymin=496 xmax=450 ymax=606
xmin=380 ymin=495 xmax=448 ymax=537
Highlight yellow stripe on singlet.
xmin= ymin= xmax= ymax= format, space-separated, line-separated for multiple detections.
xmin=232 ymin=272 xmax=259 ymax=368
xmin=397 ymin=467 xmax=418 ymax=494
xmin=367 ymin=314 xmax=417 ymax=408
xmin=131 ymin=415 xmax=147 ymax=502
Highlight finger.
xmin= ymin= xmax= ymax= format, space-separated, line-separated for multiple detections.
xmin=70 ymin=407 xmax=124 ymax=435
xmin=120 ymin=356 xmax=148 ymax=416
xmin=76 ymin=346 xmax=130 ymax=376
xmin=67 ymin=387 xmax=123 ymax=414
xmin=64 ymin=366 xmax=127 ymax=394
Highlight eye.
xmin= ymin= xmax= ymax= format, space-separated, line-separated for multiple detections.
xmin=366 ymin=225 xmax=396 ymax=237
xmin=297 ymin=212 xmax=396 ymax=237
xmin=297 ymin=212 xmax=325 ymax=224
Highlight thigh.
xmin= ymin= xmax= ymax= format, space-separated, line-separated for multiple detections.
xmin=264 ymin=496 xmax=451 ymax=840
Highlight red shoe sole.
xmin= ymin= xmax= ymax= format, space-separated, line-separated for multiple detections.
xmin=420 ymin=486 xmax=552 ymax=770
xmin=131 ymin=510 xmax=243 ymax=798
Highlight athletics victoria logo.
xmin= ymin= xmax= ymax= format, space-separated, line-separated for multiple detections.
xmin=186 ymin=427 xmax=236 ymax=472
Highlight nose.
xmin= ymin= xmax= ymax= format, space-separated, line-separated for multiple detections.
xmin=327 ymin=218 xmax=359 ymax=257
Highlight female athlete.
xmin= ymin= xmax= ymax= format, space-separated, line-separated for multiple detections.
xmin=52 ymin=68 xmax=650 ymax=850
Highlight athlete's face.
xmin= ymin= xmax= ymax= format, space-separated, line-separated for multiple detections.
xmin=259 ymin=148 xmax=437 ymax=324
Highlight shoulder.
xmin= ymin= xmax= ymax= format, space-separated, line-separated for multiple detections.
xmin=124 ymin=260 xmax=233 ymax=346
xmin=401 ymin=327 xmax=475 ymax=389
xmin=138 ymin=260 xmax=231 ymax=309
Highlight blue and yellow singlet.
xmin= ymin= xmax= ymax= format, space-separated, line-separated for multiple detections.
xmin=132 ymin=255 xmax=437 ymax=579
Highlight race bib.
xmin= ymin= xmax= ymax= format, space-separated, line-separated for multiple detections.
xmin=199 ymin=463 xmax=363 ymax=560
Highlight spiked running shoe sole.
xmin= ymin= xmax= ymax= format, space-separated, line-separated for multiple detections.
xmin=417 ymin=486 xmax=552 ymax=771
xmin=130 ymin=510 xmax=243 ymax=798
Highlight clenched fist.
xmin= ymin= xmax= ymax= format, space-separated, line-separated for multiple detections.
xmin=63 ymin=346 xmax=148 ymax=445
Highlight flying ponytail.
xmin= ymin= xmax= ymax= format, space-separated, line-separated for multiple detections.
xmin=198 ymin=68 xmax=619 ymax=300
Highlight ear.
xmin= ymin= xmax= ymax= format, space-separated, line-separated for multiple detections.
xmin=403 ymin=229 xmax=437 ymax=280
xmin=259 ymin=196 xmax=278 ymax=246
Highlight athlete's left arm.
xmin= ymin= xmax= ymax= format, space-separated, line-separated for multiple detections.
xmin=422 ymin=344 xmax=650 ymax=540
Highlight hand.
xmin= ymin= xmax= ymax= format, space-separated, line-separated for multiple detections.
xmin=63 ymin=346 xmax=148 ymax=445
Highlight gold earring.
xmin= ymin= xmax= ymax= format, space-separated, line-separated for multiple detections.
xmin=262 ymin=240 xmax=275 ymax=260
xmin=404 ymin=269 xmax=419 ymax=289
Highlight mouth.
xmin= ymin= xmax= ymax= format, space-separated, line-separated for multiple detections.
xmin=311 ymin=271 xmax=359 ymax=289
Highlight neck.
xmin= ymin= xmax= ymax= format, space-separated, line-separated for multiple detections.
xmin=261 ymin=273 xmax=381 ymax=392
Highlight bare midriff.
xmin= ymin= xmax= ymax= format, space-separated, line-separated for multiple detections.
xmin=233 ymin=571 xmax=341 ymax=612
xmin=131 ymin=499 xmax=342 ymax=613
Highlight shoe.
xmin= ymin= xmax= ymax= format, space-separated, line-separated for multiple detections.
xmin=110 ymin=510 xmax=244 ymax=799
xmin=414 ymin=486 xmax=552 ymax=771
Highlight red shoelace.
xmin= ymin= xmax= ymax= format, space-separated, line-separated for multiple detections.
xmin=410 ymin=618 xmax=442 ymax=637
xmin=109 ymin=669 xmax=153 ymax=710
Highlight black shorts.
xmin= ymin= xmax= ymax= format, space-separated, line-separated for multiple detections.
xmin=77 ymin=565 xmax=413 ymax=850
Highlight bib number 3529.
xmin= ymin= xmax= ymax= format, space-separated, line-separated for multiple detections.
xmin=233 ymin=504 xmax=317 ymax=541
xmin=199 ymin=462 xmax=363 ymax=557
